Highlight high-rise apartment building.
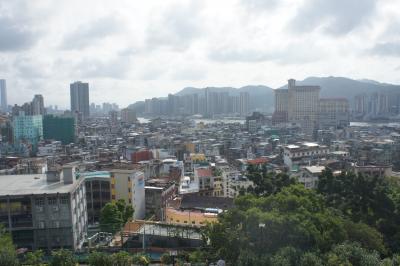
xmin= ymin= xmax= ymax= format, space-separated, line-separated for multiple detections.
xmin=70 ymin=81 xmax=90 ymax=119
xmin=239 ymin=92 xmax=250 ymax=116
xmin=13 ymin=112 xmax=43 ymax=149
xmin=31 ymin=94 xmax=45 ymax=115
xmin=273 ymin=79 xmax=320 ymax=136
xmin=0 ymin=79 xmax=7 ymax=112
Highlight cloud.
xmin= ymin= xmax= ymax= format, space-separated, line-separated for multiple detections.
xmin=61 ymin=16 xmax=121 ymax=50
xmin=0 ymin=18 xmax=37 ymax=51
xmin=73 ymin=56 xmax=131 ymax=79
xmin=370 ymin=42 xmax=400 ymax=57
xmin=145 ymin=1 xmax=204 ymax=51
xmin=241 ymin=0 xmax=279 ymax=11
xmin=209 ymin=43 xmax=323 ymax=65
xmin=288 ymin=0 xmax=377 ymax=36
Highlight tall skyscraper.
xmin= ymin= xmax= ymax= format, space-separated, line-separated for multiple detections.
xmin=31 ymin=94 xmax=45 ymax=115
xmin=239 ymin=92 xmax=250 ymax=116
xmin=0 ymin=79 xmax=7 ymax=112
xmin=70 ymin=81 xmax=90 ymax=119
xmin=273 ymin=79 xmax=320 ymax=136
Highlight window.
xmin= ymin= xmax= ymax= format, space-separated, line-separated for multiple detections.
xmin=192 ymin=221 xmax=195 ymax=224
xmin=48 ymin=197 xmax=57 ymax=205
xmin=111 ymin=195 xmax=116 ymax=200
xmin=35 ymin=198 xmax=44 ymax=206
xmin=60 ymin=196 xmax=69 ymax=205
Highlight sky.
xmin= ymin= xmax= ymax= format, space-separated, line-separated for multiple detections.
xmin=1 ymin=0 xmax=400 ymax=109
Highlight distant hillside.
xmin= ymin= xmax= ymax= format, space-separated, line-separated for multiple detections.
xmin=278 ymin=76 xmax=400 ymax=100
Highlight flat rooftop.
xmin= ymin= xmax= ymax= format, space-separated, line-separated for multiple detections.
xmin=0 ymin=174 xmax=80 ymax=196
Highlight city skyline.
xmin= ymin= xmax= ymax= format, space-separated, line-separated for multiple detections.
xmin=1 ymin=0 xmax=400 ymax=108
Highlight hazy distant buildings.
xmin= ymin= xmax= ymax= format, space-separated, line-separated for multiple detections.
xmin=319 ymin=98 xmax=350 ymax=129
xmin=121 ymin=108 xmax=137 ymax=123
xmin=144 ymin=89 xmax=253 ymax=117
xmin=11 ymin=95 xmax=46 ymax=116
xmin=272 ymin=89 xmax=289 ymax=124
xmin=0 ymin=79 xmax=7 ymax=112
xmin=239 ymin=92 xmax=250 ymax=116
xmin=353 ymin=92 xmax=398 ymax=118
xmin=70 ymin=81 xmax=90 ymax=119
xmin=31 ymin=94 xmax=45 ymax=115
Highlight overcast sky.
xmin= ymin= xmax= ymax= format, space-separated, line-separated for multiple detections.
xmin=1 ymin=0 xmax=400 ymax=108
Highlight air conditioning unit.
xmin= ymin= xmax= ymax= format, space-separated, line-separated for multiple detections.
xmin=37 ymin=206 xmax=44 ymax=212
xmin=53 ymin=206 xmax=59 ymax=212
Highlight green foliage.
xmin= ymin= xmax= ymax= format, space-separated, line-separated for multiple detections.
xmin=115 ymin=199 xmax=134 ymax=223
xmin=49 ymin=249 xmax=77 ymax=266
xmin=88 ymin=251 xmax=113 ymax=266
xmin=131 ymin=253 xmax=150 ymax=266
xmin=246 ymin=164 xmax=296 ymax=196
xmin=325 ymin=242 xmax=381 ymax=266
xmin=111 ymin=251 xmax=132 ymax=266
xmin=237 ymin=249 xmax=269 ymax=266
xmin=299 ymin=252 xmax=323 ymax=266
xmin=24 ymin=250 xmax=44 ymax=266
xmin=270 ymin=246 xmax=300 ymax=266
xmin=317 ymin=169 xmax=400 ymax=253
xmin=160 ymin=253 xmax=173 ymax=264
xmin=0 ymin=225 xmax=19 ymax=266
xmin=100 ymin=200 xmax=134 ymax=233
xmin=188 ymin=250 xmax=206 ymax=263
xmin=199 ymin=167 xmax=400 ymax=265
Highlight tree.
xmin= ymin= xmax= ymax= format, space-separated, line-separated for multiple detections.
xmin=325 ymin=242 xmax=381 ymax=266
xmin=88 ymin=251 xmax=113 ymax=266
xmin=100 ymin=200 xmax=134 ymax=233
xmin=49 ymin=249 xmax=77 ymax=266
xmin=131 ymin=253 xmax=150 ymax=266
xmin=111 ymin=251 xmax=132 ymax=266
xmin=0 ymin=225 xmax=18 ymax=266
xmin=299 ymin=252 xmax=323 ymax=266
xmin=317 ymin=170 xmax=400 ymax=253
xmin=160 ymin=253 xmax=173 ymax=265
xmin=115 ymin=199 xmax=134 ymax=223
xmin=246 ymin=165 xmax=295 ymax=196
xmin=25 ymin=250 xmax=44 ymax=266
xmin=100 ymin=203 xmax=124 ymax=233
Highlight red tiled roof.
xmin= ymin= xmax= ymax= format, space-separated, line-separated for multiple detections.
xmin=196 ymin=168 xmax=212 ymax=177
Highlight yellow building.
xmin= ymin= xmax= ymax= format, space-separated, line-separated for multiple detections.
xmin=166 ymin=208 xmax=218 ymax=226
xmin=110 ymin=169 xmax=145 ymax=220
